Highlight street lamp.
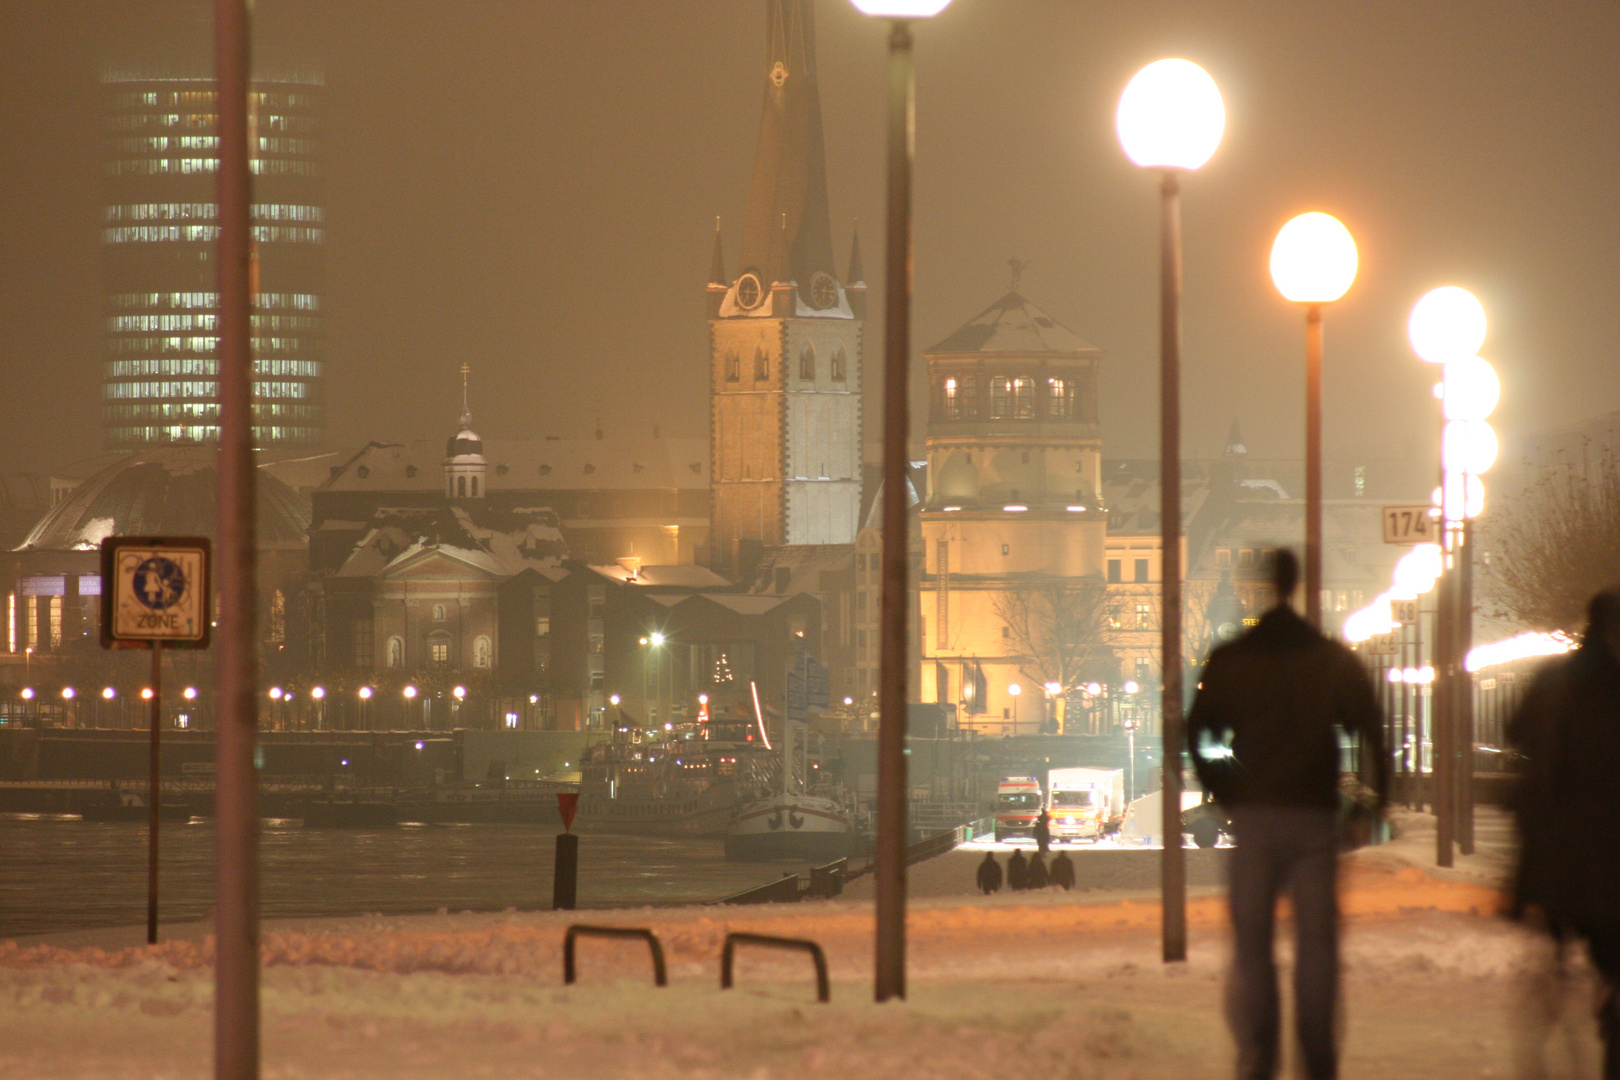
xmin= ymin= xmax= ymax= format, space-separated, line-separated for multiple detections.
xmin=358 ymin=685 xmax=372 ymax=731
xmin=1007 ymin=682 xmax=1022 ymax=734
xmin=1117 ymin=55 xmax=1225 ymax=965
xmin=850 ymin=0 xmax=953 ymax=1005
xmin=1408 ymin=285 xmax=1494 ymax=867
xmin=1269 ymin=211 xmax=1359 ymax=627
xmin=311 ymin=685 xmax=325 ymax=731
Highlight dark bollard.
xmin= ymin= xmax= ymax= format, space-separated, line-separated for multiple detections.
xmin=553 ymin=832 xmax=579 ymax=910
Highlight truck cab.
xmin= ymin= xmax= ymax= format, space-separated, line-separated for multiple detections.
xmin=1047 ymin=786 xmax=1103 ymax=841
xmin=994 ymin=776 xmax=1043 ymax=842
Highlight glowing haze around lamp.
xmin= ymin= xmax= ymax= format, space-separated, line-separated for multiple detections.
xmin=1408 ymin=286 xmax=1486 ymax=364
xmin=1116 ymin=59 xmax=1225 ymax=170
xmin=1441 ymin=356 xmax=1500 ymax=422
xmin=848 ymin=0 xmax=952 ymax=14
xmin=1442 ymin=420 xmax=1499 ymax=476
xmin=1269 ymin=213 xmax=1358 ymax=303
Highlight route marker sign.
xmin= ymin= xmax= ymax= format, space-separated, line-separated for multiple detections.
xmin=1382 ymin=505 xmax=1437 ymax=544
xmin=1392 ymin=599 xmax=1419 ymax=625
xmin=100 ymin=537 xmax=211 ymax=648
xmin=1366 ymin=631 xmax=1399 ymax=656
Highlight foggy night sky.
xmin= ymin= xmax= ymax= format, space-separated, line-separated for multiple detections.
xmin=0 ymin=1 xmax=1617 ymax=480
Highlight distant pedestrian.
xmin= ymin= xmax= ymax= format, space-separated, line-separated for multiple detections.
xmin=1187 ymin=549 xmax=1387 ymax=1080
xmin=1006 ymin=848 xmax=1028 ymax=891
xmin=1033 ymin=809 xmax=1052 ymax=854
xmin=976 ymin=851 xmax=1003 ymax=895
xmin=1508 ymin=588 xmax=1620 ymax=1079
xmin=1050 ymin=850 xmax=1075 ymax=891
xmin=1026 ymin=851 xmax=1049 ymax=889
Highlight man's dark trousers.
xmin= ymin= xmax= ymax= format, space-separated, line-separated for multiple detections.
xmin=1226 ymin=806 xmax=1339 ymax=1080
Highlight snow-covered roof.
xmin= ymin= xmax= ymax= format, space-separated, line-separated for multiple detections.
xmin=586 ymin=564 xmax=733 ymax=589
xmin=325 ymin=437 xmax=709 ymax=493
xmin=926 ymin=292 xmax=1098 ymax=356
xmin=745 ymin=544 xmax=854 ymax=595
xmin=334 ymin=504 xmax=567 ymax=580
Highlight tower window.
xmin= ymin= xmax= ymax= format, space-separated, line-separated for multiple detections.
xmin=1047 ymin=377 xmax=1075 ymax=419
xmin=457 ymin=475 xmax=467 ymax=498
xmin=1012 ymin=377 xmax=1035 ymax=419
xmin=830 ymin=348 xmax=846 ymax=382
xmin=1134 ymin=559 xmax=1150 ymax=583
xmin=725 ymin=352 xmax=740 ymax=382
xmin=799 ymin=346 xmax=815 ymax=381
xmin=989 ymin=376 xmax=1010 ymax=419
xmin=941 ymin=377 xmax=959 ymax=419
xmin=754 ymin=347 xmax=768 ymax=381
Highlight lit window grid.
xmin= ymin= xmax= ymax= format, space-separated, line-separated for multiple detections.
xmin=110 ymin=292 xmax=319 ymax=311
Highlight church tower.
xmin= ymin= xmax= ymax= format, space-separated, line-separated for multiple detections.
xmin=709 ymin=0 xmax=864 ymax=570
xmin=444 ymin=364 xmax=487 ymax=500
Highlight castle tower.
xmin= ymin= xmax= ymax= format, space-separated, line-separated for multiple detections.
xmin=708 ymin=0 xmax=863 ymax=569
xmin=917 ymin=289 xmax=1109 ymax=731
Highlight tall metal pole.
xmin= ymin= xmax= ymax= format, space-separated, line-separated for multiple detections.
xmin=1304 ymin=303 xmax=1324 ymax=629
xmin=874 ymin=17 xmax=914 ymax=1005
xmin=1456 ymin=517 xmax=1475 ymax=855
xmin=1433 ymin=525 xmax=1455 ymax=868
xmin=214 ymin=2 xmax=260 ymax=1076
xmin=146 ymin=643 xmax=161 ymax=945
xmin=1157 ymin=170 xmax=1186 ymax=963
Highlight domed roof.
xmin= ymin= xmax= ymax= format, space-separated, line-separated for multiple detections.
xmin=445 ymin=410 xmax=484 ymax=460
xmin=16 ymin=444 xmax=311 ymax=552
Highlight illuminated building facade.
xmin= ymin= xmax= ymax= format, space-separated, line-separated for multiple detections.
xmin=101 ymin=68 xmax=324 ymax=449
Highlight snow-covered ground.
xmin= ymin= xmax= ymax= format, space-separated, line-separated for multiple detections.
xmin=1 ymin=809 xmax=1596 ymax=1079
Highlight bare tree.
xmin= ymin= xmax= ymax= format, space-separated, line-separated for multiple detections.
xmin=1487 ymin=445 xmax=1620 ymax=633
xmin=992 ymin=576 xmax=1118 ymax=693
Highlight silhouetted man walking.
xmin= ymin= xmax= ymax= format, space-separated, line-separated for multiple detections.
xmin=976 ymin=851 xmax=1003 ymax=895
xmin=1187 ymin=549 xmax=1387 ymax=1080
xmin=1509 ymin=589 xmax=1620 ymax=1078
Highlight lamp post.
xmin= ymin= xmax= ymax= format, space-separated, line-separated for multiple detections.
xmin=358 ymin=685 xmax=372 ymax=730
xmin=1269 ymin=212 xmax=1359 ymax=628
xmin=1007 ymin=682 xmax=1021 ymax=735
xmin=1407 ymin=286 xmax=1490 ymax=867
xmin=1116 ymin=56 xmax=1225 ymax=964
xmin=850 ymin=0 xmax=952 ymax=1005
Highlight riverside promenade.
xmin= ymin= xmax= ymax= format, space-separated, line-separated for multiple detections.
xmin=1 ymin=811 xmax=1586 ymax=1079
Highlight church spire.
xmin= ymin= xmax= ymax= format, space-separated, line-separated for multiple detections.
xmin=736 ymin=0 xmax=836 ymax=293
xmin=846 ymin=226 xmax=864 ymax=285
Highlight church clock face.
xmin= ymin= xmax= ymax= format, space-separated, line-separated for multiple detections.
xmin=809 ymin=272 xmax=838 ymax=310
xmin=735 ymin=272 xmax=764 ymax=310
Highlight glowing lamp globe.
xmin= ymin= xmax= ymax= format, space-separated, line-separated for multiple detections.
xmin=403 ymin=685 xmax=418 ymax=700
xmin=1442 ymin=420 xmax=1499 ymax=475
xmin=1117 ymin=59 xmax=1225 ymax=170
xmin=358 ymin=686 xmax=373 ymax=700
xmin=1441 ymin=356 xmax=1500 ymax=422
xmin=1269 ymin=213 xmax=1358 ymax=303
xmin=848 ymin=0 xmax=953 ymax=15
xmin=1007 ymin=683 xmax=1021 ymax=697
xmin=1408 ymin=286 xmax=1486 ymax=364
xmin=1394 ymin=544 xmax=1442 ymax=594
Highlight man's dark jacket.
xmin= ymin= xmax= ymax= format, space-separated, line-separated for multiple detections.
xmin=1187 ymin=605 xmax=1387 ymax=810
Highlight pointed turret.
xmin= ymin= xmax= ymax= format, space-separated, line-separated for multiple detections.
xmin=444 ymin=363 xmax=486 ymax=500
xmin=708 ymin=218 xmax=727 ymax=286
xmin=845 ymin=226 xmax=866 ymax=317
xmin=1224 ymin=419 xmax=1248 ymax=459
xmin=735 ymin=0 xmax=836 ymax=302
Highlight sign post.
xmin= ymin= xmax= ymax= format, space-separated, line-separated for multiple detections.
xmin=100 ymin=537 xmax=211 ymax=945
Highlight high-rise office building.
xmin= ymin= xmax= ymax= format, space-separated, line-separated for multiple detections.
xmin=101 ymin=58 xmax=325 ymax=450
